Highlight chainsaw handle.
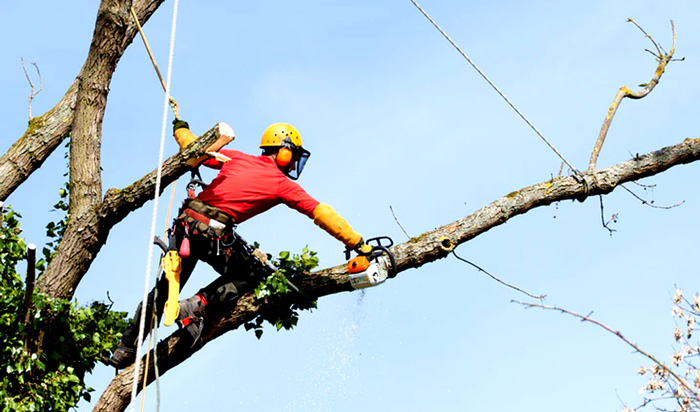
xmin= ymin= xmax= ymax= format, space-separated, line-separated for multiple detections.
xmin=372 ymin=245 xmax=397 ymax=278
xmin=366 ymin=236 xmax=393 ymax=249
xmin=344 ymin=236 xmax=395 ymax=260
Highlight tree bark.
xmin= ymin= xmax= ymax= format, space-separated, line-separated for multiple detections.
xmin=93 ymin=137 xmax=700 ymax=412
xmin=25 ymin=0 xmax=164 ymax=300
xmin=0 ymin=80 xmax=78 ymax=202
xmin=0 ymin=0 xmax=164 ymax=204
xmin=35 ymin=127 xmax=221 ymax=300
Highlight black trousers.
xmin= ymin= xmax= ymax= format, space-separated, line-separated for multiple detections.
xmin=121 ymin=219 xmax=266 ymax=346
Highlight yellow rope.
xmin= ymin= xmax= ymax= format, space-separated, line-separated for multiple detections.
xmin=130 ymin=7 xmax=180 ymax=120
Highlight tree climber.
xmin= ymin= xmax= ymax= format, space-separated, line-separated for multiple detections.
xmin=109 ymin=120 xmax=371 ymax=369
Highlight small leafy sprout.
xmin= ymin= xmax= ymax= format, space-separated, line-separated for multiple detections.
xmin=246 ymin=246 xmax=319 ymax=339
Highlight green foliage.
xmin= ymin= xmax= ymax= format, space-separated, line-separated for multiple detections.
xmin=0 ymin=205 xmax=128 ymax=411
xmin=36 ymin=183 xmax=69 ymax=274
xmin=246 ymin=246 xmax=319 ymax=339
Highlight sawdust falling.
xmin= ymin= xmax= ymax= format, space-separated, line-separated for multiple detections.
xmin=289 ymin=290 xmax=369 ymax=411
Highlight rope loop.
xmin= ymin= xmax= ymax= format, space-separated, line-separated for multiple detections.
xmin=575 ymin=174 xmax=590 ymax=203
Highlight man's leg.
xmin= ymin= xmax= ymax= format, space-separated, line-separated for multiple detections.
xmin=175 ymin=237 xmax=267 ymax=344
xmin=109 ymin=256 xmax=198 ymax=369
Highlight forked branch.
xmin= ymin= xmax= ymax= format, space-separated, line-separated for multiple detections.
xmin=21 ymin=58 xmax=43 ymax=120
xmin=588 ymin=20 xmax=679 ymax=172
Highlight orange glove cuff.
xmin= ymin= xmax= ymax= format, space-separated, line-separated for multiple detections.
xmin=312 ymin=203 xmax=362 ymax=248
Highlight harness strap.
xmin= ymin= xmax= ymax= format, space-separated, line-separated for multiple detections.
xmin=181 ymin=198 xmax=235 ymax=227
xmin=183 ymin=208 xmax=226 ymax=230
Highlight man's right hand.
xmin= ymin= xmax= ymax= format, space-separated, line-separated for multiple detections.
xmin=173 ymin=119 xmax=197 ymax=150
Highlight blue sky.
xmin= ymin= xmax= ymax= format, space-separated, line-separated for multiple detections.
xmin=2 ymin=1 xmax=700 ymax=411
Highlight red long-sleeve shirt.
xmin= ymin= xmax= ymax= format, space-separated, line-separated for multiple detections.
xmin=196 ymin=149 xmax=320 ymax=223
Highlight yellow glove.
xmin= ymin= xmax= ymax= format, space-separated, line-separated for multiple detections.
xmin=173 ymin=119 xmax=197 ymax=150
xmin=312 ymin=203 xmax=362 ymax=248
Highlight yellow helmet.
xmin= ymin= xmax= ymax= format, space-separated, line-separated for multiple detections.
xmin=260 ymin=123 xmax=303 ymax=148
xmin=259 ymin=122 xmax=310 ymax=181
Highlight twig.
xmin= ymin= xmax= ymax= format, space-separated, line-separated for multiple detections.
xmin=619 ymin=183 xmax=685 ymax=209
xmin=512 ymin=300 xmax=700 ymax=400
xmin=599 ymin=195 xmax=618 ymax=236
xmin=389 ymin=205 xmax=411 ymax=240
xmin=628 ymin=18 xmax=663 ymax=56
xmin=588 ymin=20 xmax=678 ymax=172
xmin=453 ymin=250 xmax=546 ymax=300
xmin=21 ymin=57 xmax=43 ymax=120
xmin=630 ymin=180 xmax=657 ymax=189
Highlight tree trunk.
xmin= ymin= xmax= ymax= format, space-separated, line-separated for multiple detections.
xmin=0 ymin=0 xmax=164 ymax=204
xmin=93 ymin=137 xmax=700 ymax=412
xmin=35 ymin=127 xmax=221 ymax=300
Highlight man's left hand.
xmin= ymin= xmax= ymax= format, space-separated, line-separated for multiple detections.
xmin=207 ymin=152 xmax=232 ymax=163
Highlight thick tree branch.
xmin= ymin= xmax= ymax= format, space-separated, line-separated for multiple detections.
xmin=0 ymin=0 xmax=164 ymax=203
xmin=0 ymin=79 xmax=78 ymax=202
xmin=36 ymin=127 xmax=220 ymax=300
xmin=29 ymin=0 xmax=164 ymax=301
xmin=96 ymin=137 xmax=700 ymax=412
xmin=588 ymin=20 xmax=677 ymax=171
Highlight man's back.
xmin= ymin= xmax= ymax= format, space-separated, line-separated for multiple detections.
xmin=197 ymin=149 xmax=319 ymax=223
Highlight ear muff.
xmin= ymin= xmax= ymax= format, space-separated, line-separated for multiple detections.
xmin=277 ymin=147 xmax=293 ymax=167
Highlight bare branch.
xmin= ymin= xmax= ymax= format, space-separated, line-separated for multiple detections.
xmin=588 ymin=20 xmax=678 ymax=172
xmin=619 ymin=183 xmax=685 ymax=209
xmin=511 ymin=300 xmax=700 ymax=400
xmin=21 ymin=58 xmax=43 ymax=120
xmin=630 ymin=179 xmax=657 ymax=189
xmin=96 ymin=137 xmax=700 ymax=412
xmin=0 ymin=0 xmax=165 ymax=203
xmin=599 ymin=195 xmax=617 ymax=236
xmin=389 ymin=205 xmax=411 ymax=240
xmin=629 ymin=17 xmax=663 ymax=56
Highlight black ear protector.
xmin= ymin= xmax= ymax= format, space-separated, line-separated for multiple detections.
xmin=276 ymin=138 xmax=295 ymax=167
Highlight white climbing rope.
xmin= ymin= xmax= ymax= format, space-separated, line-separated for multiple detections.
xmin=129 ymin=0 xmax=180 ymax=410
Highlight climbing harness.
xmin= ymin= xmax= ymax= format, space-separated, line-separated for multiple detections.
xmin=129 ymin=0 xmax=180 ymax=411
xmin=408 ymin=0 xmax=582 ymax=178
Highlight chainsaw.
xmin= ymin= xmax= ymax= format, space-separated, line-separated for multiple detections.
xmin=345 ymin=236 xmax=397 ymax=289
